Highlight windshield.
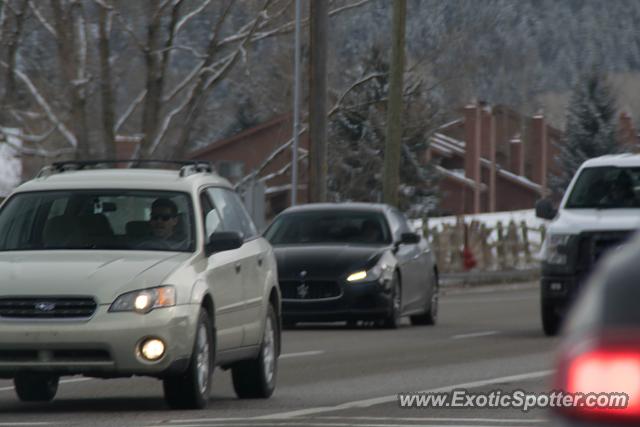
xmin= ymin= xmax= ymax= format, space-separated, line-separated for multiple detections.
xmin=264 ymin=210 xmax=391 ymax=245
xmin=565 ymin=166 xmax=640 ymax=209
xmin=0 ymin=190 xmax=195 ymax=252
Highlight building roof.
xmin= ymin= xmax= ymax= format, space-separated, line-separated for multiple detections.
xmin=13 ymin=168 xmax=231 ymax=193
xmin=189 ymin=113 xmax=291 ymax=159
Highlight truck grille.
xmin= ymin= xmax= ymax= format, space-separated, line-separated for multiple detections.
xmin=0 ymin=297 xmax=97 ymax=319
xmin=577 ymin=231 xmax=634 ymax=272
xmin=279 ymin=280 xmax=342 ymax=300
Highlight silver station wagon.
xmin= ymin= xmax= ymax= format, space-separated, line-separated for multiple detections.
xmin=0 ymin=160 xmax=281 ymax=409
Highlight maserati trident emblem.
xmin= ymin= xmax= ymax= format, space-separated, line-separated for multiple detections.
xmin=297 ymin=283 xmax=309 ymax=299
xmin=297 ymin=270 xmax=308 ymax=298
xmin=35 ymin=302 xmax=56 ymax=312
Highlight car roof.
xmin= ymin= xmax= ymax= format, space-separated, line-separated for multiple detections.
xmin=13 ymin=168 xmax=232 ymax=194
xmin=581 ymin=153 xmax=640 ymax=168
xmin=279 ymin=202 xmax=392 ymax=215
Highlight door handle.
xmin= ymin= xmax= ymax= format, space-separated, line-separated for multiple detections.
xmin=413 ymin=254 xmax=421 ymax=260
xmin=257 ymin=257 xmax=263 ymax=267
xmin=235 ymin=263 xmax=242 ymax=274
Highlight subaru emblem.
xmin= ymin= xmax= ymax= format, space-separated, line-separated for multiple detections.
xmin=35 ymin=302 xmax=56 ymax=312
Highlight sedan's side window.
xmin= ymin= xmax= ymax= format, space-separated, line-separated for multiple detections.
xmin=206 ymin=188 xmax=257 ymax=240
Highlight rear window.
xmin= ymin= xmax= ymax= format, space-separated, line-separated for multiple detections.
xmin=264 ymin=210 xmax=391 ymax=246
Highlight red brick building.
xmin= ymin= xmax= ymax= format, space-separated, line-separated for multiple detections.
xmin=427 ymin=103 xmax=562 ymax=215
xmin=189 ymin=114 xmax=309 ymax=217
xmin=188 ymin=103 xmax=640 ymax=217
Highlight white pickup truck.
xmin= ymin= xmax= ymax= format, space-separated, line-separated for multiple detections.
xmin=536 ymin=154 xmax=640 ymax=336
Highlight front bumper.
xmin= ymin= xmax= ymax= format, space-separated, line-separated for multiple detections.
xmin=281 ymin=279 xmax=392 ymax=322
xmin=541 ymin=274 xmax=583 ymax=314
xmin=0 ymin=304 xmax=199 ymax=378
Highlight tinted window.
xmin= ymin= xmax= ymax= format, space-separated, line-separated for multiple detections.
xmin=264 ymin=210 xmax=391 ymax=245
xmin=566 ymin=166 xmax=640 ymax=209
xmin=0 ymin=190 xmax=195 ymax=252
xmin=206 ymin=188 xmax=257 ymax=239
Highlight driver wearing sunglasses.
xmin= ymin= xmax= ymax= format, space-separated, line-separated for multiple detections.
xmin=150 ymin=198 xmax=179 ymax=240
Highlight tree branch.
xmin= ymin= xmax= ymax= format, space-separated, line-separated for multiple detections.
xmin=114 ymin=89 xmax=146 ymax=133
xmin=28 ymin=1 xmax=57 ymax=37
xmin=175 ymin=0 xmax=210 ymax=34
xmin=0 ymin=61 xmax=77 ymax=147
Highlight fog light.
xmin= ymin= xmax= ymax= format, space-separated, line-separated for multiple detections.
xmin=140 ymin=338 xmax=165 ymax=361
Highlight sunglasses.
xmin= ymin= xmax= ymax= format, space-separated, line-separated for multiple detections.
xmin=150 ymin=214 xmax=175 ymax=222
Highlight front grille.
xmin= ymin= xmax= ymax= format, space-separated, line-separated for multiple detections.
xmin=0 ymin=297 xmax=97 ymax=319
xmin=577 ymin=230 xmax=634 ymax=272
xmin=279 ymin=280 xmax=342 ymax=300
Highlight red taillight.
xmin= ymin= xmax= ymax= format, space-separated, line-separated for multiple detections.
xmin=561 ymin=349 xmax=640 ymax=418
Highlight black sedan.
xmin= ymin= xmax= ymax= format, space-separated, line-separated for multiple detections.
xmin=263 ymin=203 xmax=438 ymax=328
xmin=553 ymin=234 xmax=640 ymax=426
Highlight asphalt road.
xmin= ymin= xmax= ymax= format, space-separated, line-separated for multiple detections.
xmin=0 ymin=282 xmax=560 ymax=427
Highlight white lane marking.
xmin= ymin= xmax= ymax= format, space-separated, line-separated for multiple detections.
xmin=0 ymin=377 xmax=92 ymax=392
xmin=280 ymin=350 xmax=325 ymax=359
xmin=451 ymin=331 xmax=499 ymax=340
xmin=163 ymin=416 xmax=546 ymax=426
xmin=444 ymin=296 xmax=537 ymax=304
xmin=0 ymin=423 xmax=60 ymax=426
xmin=160 ymin=423 xmax=539 ymax=427
xmin=320 ymin=416 xmax=546 ymax=423
xmin=159 ymin=418 xmax=548 ymax=427
xmin=254 ymin=370 xmax=554 ymax=419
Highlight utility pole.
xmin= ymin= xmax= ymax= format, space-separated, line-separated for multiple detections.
xmin=382 ymin=0 xmax=406 ymax=207
xmin=290 ymin=0 xmax=302 ymax=206
xmin=308 ymin=0 xmax=328 ymax=203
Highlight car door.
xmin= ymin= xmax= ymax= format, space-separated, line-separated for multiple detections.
xmin=206 ymin=188 xmax=267 ymax=347
xmin=200 ymin=191 xmax=244 ymax=351
xmin=388 ymin=209 xmax=423 ymax=312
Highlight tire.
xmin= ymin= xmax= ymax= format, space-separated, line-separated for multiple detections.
xmin=379 ymin=272 xmax=401 ymax=329
xmin=14 ymin=373 xmax=59 ymax=402
xmin=163 ymin=309 xmax=214 ymax=409
xmin=541 ymin=299 xmax=561 ymax=336
xmin=232 ymin=304 xmax=279 ymax=399
xmin=411 ymin=271 xmax=439 ymax=326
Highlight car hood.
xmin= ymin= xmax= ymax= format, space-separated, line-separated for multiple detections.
xmin=550 ymin=209 xmax=640 ymax=234
xmin=0 ymin=251 xmax=192 ymax=304
xmin=273 ymin=244 xmax=387 ymax=280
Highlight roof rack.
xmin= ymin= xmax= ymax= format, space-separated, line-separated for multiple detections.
xmin=36 ymin=159 xmax=214 ymax=178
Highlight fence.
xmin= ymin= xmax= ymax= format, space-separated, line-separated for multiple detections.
xmin=424 ymin=217 xmax=546 ymax=273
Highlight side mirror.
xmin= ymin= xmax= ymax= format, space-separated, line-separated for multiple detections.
xmin=205 ymin=231 xmax=243 ymax=256
xmin=535 ymin=198 xmax=557 ymax=220
xmin=401 ymin=232 xmax=421 ymax=245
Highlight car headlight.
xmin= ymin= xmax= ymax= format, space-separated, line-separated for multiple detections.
xmin=109 ymin=286 xmax=176 ymax=314
xmin=545 ymin=234 xmax=572 ymax=265
xmin=346 ymin=261 xmax=388 ymax=283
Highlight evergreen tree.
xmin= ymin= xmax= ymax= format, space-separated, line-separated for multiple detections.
xmin=552 ymin=72 xmax=620 ymax=192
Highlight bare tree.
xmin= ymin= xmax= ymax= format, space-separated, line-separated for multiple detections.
xmin=0 ymin=0 xmax=371 ymax=164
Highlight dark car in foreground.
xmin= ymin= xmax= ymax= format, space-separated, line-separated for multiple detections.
xmin=552 ymin=234 xmax=640 ymax=426
xmin=264 ymin=203 xmax=438 ymax=328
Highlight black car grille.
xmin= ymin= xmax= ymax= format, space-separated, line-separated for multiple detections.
xmin=0 ymin=297 xmax=97 ymax=319
xmin=279 ymin=280 xmax=342 ymax=300
xmin=577 ymin=231 xmax=634 ymax=272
